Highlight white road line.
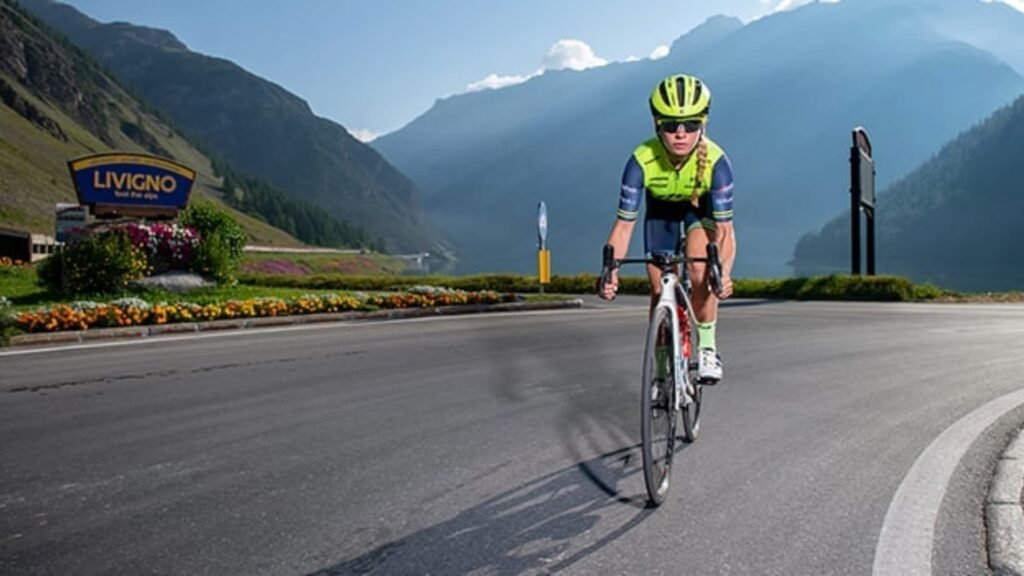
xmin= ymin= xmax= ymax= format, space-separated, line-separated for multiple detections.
xmin=873 ymin=386 xmax=1024 ymax=576
xmin=0 ymin=306 xmax=643 ymax=357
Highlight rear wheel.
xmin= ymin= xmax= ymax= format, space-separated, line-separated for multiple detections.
xmin=681 ymin=382 xmax=702 ymax=442
xmin=641 ymin=305 xmax=677 ymax=506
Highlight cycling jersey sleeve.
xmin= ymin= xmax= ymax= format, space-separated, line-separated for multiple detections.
xmin=617 ymin=156 xmax=644 ymax=221
xmin=709 ymin=155 xmax=734 ymax=222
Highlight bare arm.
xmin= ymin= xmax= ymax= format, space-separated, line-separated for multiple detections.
xmin=710 ymin=221 xmax=736 ymax=298
xmin=607 ymin=219 xmax=635 ymax=260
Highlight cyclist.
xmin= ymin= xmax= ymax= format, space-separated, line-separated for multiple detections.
xmin=599 ymin=73 xmax=736 ymax=382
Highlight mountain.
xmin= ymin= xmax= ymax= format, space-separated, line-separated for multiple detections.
xmin=792 ymin=92 xmax=1024 ymax=292
xmin=374 ymin=0 xmax=1024 ymax=276
xmin=19 ymin=0 xmax=448 ymax=256
xmin=0 ymin=0 xmax=309 ymax=246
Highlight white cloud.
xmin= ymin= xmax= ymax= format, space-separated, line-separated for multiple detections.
xmin=347 ymin=128 xmax=379 ymax=143
xmin=984 ymin=0 xmax=1024 ymax=12
xmin=541 ymin=39 xmax=608 ymax=71
xmin=759 ymin=0 xmax=839 ymax=15
xmin=466 ymin=39 xmax=611 ymax=92
xmin=466 ymin=73 xmax=534 ymax=92
xmin=467 ymin=38 xmax=672 ymax=94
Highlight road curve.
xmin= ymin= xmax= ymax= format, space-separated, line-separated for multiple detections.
xmin=2 ymin=298 xmax=1023 ymax=575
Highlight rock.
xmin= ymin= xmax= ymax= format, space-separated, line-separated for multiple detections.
xmin=130 ymin=271 xmax=214 ymax=293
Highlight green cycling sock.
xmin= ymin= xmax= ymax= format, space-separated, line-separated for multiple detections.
xmin=697 ymin=321 xmax=716 ymax=350
xmin=655 ymin=345 xmax=670 ymax=380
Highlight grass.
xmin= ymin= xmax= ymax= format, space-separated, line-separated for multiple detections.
xmin=240 ymin=251 xmax=406 ymax=276
xmin=0 ymin=265 xmax=68 ymax=309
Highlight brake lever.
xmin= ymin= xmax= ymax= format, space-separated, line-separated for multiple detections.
xmin=706 ymin=242 xmax=724 ymax=298
xmin=598 ymin=244 xmax=617 ymax=298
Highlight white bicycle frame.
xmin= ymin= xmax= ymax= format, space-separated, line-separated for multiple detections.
xmin=654 ymin=270 xmax=699 ymax=411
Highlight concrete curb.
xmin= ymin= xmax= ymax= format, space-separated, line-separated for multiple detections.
xmin=988 ymin=428 xmax=1024 ymax=575
xmin=6 ymin=299 xmax=585 ymax=348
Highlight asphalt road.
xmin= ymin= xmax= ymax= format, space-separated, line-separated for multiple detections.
xmin=2 ymin=298 xmax=1024 ymax=575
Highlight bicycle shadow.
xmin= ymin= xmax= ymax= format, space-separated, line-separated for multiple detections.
xmin=477 ymin=311 xmax=699 ymax=504
xmin=307 ymin=447 xmax=656 ymax=576
xmin=308 ymin=313 xmax=697 ymax=575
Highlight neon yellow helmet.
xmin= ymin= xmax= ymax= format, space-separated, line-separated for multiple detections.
xmin=649 ymin=74 xmax=711 ymax=119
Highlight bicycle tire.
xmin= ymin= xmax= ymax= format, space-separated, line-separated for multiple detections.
xmin=681 ymin=314 xmax=702 ymax=442
xmin=681 ymin=382 xmax=702 ymax=442
xmin=641 ymin=305 xmax=677 ymax=506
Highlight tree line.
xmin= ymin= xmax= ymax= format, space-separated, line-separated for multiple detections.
xmin=213 ymin=159 xmax=383 ymax=252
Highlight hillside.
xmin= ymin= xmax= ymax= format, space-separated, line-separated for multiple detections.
xmin=1 ymin=0 xmax=381 ymax=250
xmin=20 ymin=0 xmax=450 ymax=256
xmin=792 ymin=93 xmax=1024 ymax=291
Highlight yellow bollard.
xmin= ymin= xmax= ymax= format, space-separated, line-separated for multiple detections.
xmin=538 ymin=249 xmax=551 ymax=288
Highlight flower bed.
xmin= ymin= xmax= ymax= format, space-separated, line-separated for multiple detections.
xmin=120 ymin=222 xmax=201 ymax=272
xmin=12 ymin=288 xmax=517 ymax=333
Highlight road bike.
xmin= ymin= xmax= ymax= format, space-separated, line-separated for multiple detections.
xmin=599 ymin=241 xmax=723 ymax=506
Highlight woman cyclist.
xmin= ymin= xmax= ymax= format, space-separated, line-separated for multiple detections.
xmin=599 ymin=73 xmax=737 ymax=382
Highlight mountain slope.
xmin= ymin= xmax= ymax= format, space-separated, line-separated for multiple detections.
xmin=0 ymin=0 xmax=307 ymax=246
xmin=792 ymin=93 xmax=1024 ymax=291
xmin=20 ymin=0 xmax=448 ymax=256
xmin=374 ymin=0 xmax=1024 ymax=275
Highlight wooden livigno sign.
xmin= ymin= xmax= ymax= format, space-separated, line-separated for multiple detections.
xmin=67 ymin=153 xmax=196 ymax=219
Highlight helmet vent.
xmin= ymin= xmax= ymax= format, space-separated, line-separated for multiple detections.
xmin=675 ymin=77 xmax=686 ymax=107
xmin=693 ymin=81 xmax=703 ymax=105
xmin=659 ymin=83 xmax=671 ymax=108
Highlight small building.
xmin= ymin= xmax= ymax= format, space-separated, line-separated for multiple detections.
xmin=0 ymin=228 xmax=59 ymax=263
xmin=30 ymin=233 xmax=59 ymax=262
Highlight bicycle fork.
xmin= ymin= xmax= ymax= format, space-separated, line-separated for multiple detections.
xmin=656 ymin=276 xmax=696 ymax=412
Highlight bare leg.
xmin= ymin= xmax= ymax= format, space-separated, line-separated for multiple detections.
xmin=684 ymin=226 xmax=718 ymax=324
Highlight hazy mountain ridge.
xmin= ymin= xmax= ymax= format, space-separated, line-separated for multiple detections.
xmin=792 ymin=92 xmax=1024 ymax=291
xmin=20 ymin=0 xmax=448 ymax=255
xmin=375 ymin=0 xmax=1024 ymax=276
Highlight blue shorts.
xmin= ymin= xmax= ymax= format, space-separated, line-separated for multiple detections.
xmin=644 ymin=195 xmax=714 ymax=255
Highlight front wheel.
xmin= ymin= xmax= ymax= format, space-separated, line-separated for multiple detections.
xmin=641 ymin=305 xmax=677 ymax=506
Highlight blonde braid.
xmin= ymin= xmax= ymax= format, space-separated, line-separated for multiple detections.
xmin=691 ymin=137 xmax=708 ymax=208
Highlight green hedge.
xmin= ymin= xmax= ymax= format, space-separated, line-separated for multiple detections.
xmin=239 ymin=272 xmax=952 ymax=301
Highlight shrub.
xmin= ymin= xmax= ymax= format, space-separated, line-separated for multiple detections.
xmin=190 ymin=230 xmax=237 ymax=283
xmin=179 ymin=201 xmax=247 ymax=282
xmin=0 ymin=296 xmax=16 ymax=345
xmin=180 ymin=201 xmax=246 ymax=259
xmin=37 ymin=229 xmax=149 ymax=295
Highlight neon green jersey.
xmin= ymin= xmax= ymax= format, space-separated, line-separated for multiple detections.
xmin=631 ymin=136 xmax=727 ymax=202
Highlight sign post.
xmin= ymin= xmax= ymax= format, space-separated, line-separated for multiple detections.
xmin=850 ymin=127 xmax=876 ymax=275
xmin=537 ymin=201 xmax=551 ymax=292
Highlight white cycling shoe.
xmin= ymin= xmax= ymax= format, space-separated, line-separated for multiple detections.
xmin=697 ymin=348 xmax=723 ymax=383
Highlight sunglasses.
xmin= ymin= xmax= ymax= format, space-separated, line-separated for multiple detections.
xmin=657 ymin=119 xmax=704 ymax=134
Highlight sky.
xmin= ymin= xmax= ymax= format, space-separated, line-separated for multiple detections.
xmin=60 ymin=0 xmax=1024 ymax=141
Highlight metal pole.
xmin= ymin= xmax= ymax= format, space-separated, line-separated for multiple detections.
xmin=866 ymin=207 xmax=875 ymax=276
xmin=850 ymin=144 xmax=861 ymax=275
